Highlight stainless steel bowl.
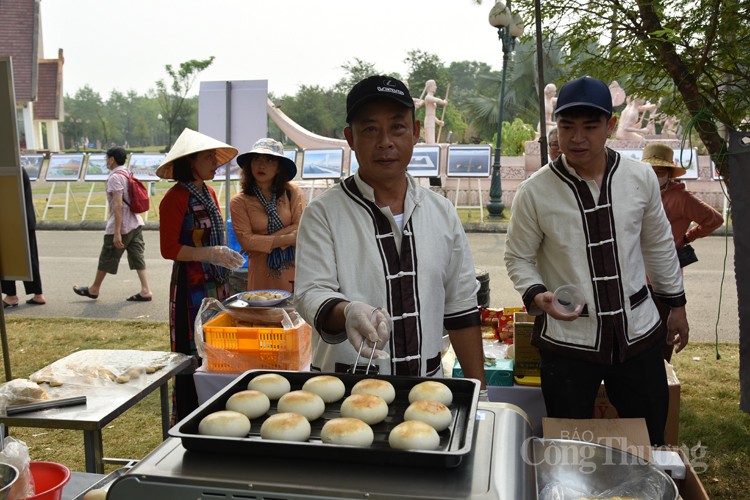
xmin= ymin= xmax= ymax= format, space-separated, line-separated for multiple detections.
xmin=0 ymin=463 xmax=19 ymax=500
xmin=534 ymin=439 xmax=678 ymax=500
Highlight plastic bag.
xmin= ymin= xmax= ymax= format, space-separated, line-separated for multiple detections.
xmin=0 ymin=436 xmax=34 ymax=499
xmin=195 ymin=298 xmax=311 ymax=373
xmin=0 ymin=379 xmax=48 ymax=415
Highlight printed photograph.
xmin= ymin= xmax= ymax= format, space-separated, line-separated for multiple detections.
xmin=407 ymin=145 xmax=441 ymax=177
xmin=128 ymin=153 xmax=165 ymax=181
xmin=446 ymin=145 xmax=491 ymax=178
xmin=301 ymin=148 xmax=344 ymax=179
xmin=83 ymin=153 xmax=109 ymax=181
xmin=21 ymin=154 xmax=45 ymax=181
xmin=45 ymin=154 xmax=85 ymax=181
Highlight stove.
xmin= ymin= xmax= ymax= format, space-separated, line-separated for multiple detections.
xmin=107 ymin=402 xmax=535 ymax=499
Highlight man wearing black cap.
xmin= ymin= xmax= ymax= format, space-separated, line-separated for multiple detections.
xmin=504 ymin=76 xmax=689 ymax=445
xmin=294 ymin=75 xmax=486 ymax=392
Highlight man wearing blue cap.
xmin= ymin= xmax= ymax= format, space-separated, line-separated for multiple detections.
xmin=294 ymin=75 xmax=486 ymax=393
xmin=504 ymin=76 xmax=689 ymax=445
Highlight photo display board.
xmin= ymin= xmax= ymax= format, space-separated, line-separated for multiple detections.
xmin=446 ymin=145 xmax=491 ymax=178
xmin=284 ymin=149 xmax=299 ymax=180
xmin=615 ymin=147 xmax=700 ymax=180
xmin=83 ymin=153 xmax=108 ymax=181
xmin=128 ymin=153 xmax=165 ymax=182
xmin=45 ymin=153 xmax=85 ymax=181
xmin=301 ymin=148 xmax=344 ymax=179
xmin=20 ymin=154 xmax=44 ymax=181
xmin=212 ymin=163 xmax=241 ymax=181
xmin=349 ymin=150 xmax=360 ymax=176
xmin=408 ymin=145 xmax=441 ymax=177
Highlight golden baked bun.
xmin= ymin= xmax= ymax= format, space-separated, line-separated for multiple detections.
xmin=226 ymin=390 xmax=271 ymax=419
xmin=408 ymin=381 xmax=453 ymax=406
xmin=302 ymin=375 xmax=346 ymax=403
xmin=404 ymin=400 xmax=452 ymax=431
xmin=320 ymin=417 xmax=374 ymax=447
xmin=277 ymin=390 xmax=326 ymax=421
xmin=340 ymin=393 xmax=388 ymax=425
xmin=247 ymin=373 xmax=291 ymax=400
xmin=198 ymin=410 xmax=251 ymax=437
xmin=260 ymin=412 xmax=311 ymax=442
xmin=388 ymin=420 xmax=440 ymax=450
xmin=351 ymin=378 xmax=396 ymax=404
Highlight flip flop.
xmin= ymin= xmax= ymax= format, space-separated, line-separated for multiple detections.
xmin=126 ymin=293 xmax=152 ymax=302
xmin=73 ymin=286 xmax=98 ymax=299
xmin=3 ymin=301 xmax=18 ymax=309
xmin=26 ymin=298 xmax=46 ymax=305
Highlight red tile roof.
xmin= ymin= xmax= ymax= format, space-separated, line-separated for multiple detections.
xmin=0 ymin=0 xmax=40 ymax=102
xmin=36 ymin=50 xmax=63 ymax=120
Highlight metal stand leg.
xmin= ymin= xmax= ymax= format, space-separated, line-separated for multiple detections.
xmin=160 ymin=383 xmax=170 ymax=439
xmin=83 ymin=429 xmax=105 ymax=473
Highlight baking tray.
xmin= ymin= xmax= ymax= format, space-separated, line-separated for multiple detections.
xmin=170 ymin=369 xmax=480 ymax=468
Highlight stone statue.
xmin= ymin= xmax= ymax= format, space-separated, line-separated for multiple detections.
xmin=659 ymin=114 xmax=680 ymax=137
xmin=419 ymin=80 xmax=447 ymax=144
xmin=609 ymin=81 xmax=626 ymax=107
xmin=615 ymin=95 xmax=657 ymax=141
xmin=543 ymin=83 xmax=557 ymax=131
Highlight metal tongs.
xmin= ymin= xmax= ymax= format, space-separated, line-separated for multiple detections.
xmin=349 ymin=307 xmax=384 ymax=375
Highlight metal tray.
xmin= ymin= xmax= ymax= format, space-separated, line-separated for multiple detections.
xmin=72 ymin=466 xmax=133 ymax=499
xmin=170 ymin=369 xmax=480 ymax=468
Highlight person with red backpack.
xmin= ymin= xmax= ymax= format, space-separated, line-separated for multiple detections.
xmin=73 ymin=146 xmax=153 ymax=302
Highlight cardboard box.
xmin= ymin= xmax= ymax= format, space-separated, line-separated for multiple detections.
xmin=543 ymin=418 xmax=708 ymax=500
xmin=512 ymin=312 xmax=541 ymax=385
xmin=592 ymin=361 xmax=680 ymax=446
xmin=453 ymin=358 xmax=514 ymax=386
xmin=481 ymin=306 xmax=524 ymax=342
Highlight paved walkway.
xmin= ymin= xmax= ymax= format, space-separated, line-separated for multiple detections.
xmin=2 ymin=229 xmax=738 ymax=343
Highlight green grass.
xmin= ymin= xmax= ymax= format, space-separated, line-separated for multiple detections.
xmin=3 ymin=317 xmax=746 ymax=497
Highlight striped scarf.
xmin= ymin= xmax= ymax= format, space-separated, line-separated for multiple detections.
xmin=252 ymin=185 xmax=295 ymax=278
xmin=181 ymin=181 xmax=230 ymax=280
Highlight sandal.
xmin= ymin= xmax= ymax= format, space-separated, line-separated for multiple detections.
xmin=73 ymin=286 xmax=98 ymax=299
xmin=3 ymin=301 xmax=18 ymax=309
xmin=126 ymin=293 xmax=153 ymax=302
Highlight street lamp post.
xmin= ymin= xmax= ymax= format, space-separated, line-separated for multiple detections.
xmin=486 ymin=1 xmax=524 ymax=220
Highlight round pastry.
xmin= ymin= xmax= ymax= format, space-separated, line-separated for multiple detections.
xmin=247 ymin=373 xmax=291 ymax=400
xmin=351 ymin=378 xmax=396 ymax=405
xmin=277 ymin=390 xmax=326 ymax=421
xmin=404 ymin=400 xmax=452 ymax=431
xmin=320 ymin=417 xmax=374 ymax=447
xmin=302 ymin=375 xmax=346 ymax=403
xmin=82 ymin=489 xmax=107 ymax=500
xmin=198 ymin=410 xmax=251 ymax=437
xmin=226 ymin=390 xmax=271 ymax=419
xmin=260 ymin=412 xmax=311 ymax=442
xmin=388 ymin=420 xmax=441 ymax=450
xmin=408 ymin=381 xmax=453 ymax=406
xmin=339 ymin=394 xmax=388 ymax=425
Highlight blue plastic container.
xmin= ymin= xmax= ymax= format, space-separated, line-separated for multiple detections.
xmin=226 ymin=219 xmax=248 ymax=269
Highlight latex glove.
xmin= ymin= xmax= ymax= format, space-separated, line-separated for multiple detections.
xmin=344 ymin=301 xmax=392 ymax=359
xmin=196 ymin=246 xmax=245 ymax=270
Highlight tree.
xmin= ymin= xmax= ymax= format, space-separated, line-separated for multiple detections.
xmin=155 ymin=57 xmax=215 ymax=149
xmin=504 ymin=0 xmax=749 ymax=181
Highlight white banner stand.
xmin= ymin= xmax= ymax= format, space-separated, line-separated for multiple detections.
xmin=42 ymin=182 xmax=81 ymax=221
xmin=453 ymin=178 xmax=485 ymax=223
xmin=82 ymin=182 xmax=108 ymax=221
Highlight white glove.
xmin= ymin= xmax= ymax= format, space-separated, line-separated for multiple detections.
xmin=344 ymin=301 xmax=392 ymax=359
xmin=197 ymin=246 xmax=245 ymax=270
xmin=478 ymin=389 xmax=489 ymax=402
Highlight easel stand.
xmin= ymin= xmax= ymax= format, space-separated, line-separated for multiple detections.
xmin=82 ymin=182 xmax=108 ymax=221
xmin=453 ymin=177 xmax=485 ymax=223
xmin=42 ymin=182 xmax=82 ymax=221
xmin=307 ymin=179 xmax=333 ymax=203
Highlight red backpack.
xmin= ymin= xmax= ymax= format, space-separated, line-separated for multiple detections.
xmin=114 ymin=170 xmax=150 ymax=214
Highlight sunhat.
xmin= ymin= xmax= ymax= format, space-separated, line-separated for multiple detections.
xmin=554 ymin=76 xmax=613 ymax=116
xmin=642 ymin=143 xmax=686 ymax=177
xmin=236 ymin=138 xmax=297 ymax=179
xmin=156 ymin=128 xmax=238 ymax=179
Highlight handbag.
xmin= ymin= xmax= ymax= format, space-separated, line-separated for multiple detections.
xmin=676 ymin=244 xmax=698 ymax=268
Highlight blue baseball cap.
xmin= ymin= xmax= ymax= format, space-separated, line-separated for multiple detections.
xmin=554 ymin=76 xmax=613 ymax=116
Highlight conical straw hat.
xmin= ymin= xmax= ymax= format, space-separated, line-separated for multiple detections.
xmin=156 ymin=128 xmax=238 ymax=179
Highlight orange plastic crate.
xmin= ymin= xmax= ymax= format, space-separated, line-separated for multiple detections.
xmin=201 ymin=312 xmax=311 ymax=373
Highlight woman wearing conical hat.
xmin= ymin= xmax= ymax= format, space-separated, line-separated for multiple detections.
xmin=157 ymin=128 xmax=245 ymax=424
xmin=642 ymin=142 xmax=723 ymax=361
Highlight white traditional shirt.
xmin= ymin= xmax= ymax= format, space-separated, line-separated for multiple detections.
xmin=295 ymin=172 xmax=480 ymax=376
xmin=504 ymin=149 xmax=686 ymax=363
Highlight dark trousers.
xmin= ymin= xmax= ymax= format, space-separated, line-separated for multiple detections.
xmin=1 ymin=229 xmax=43 ymax=296
xmin=540 ymin=342 xmax=669 ymax=445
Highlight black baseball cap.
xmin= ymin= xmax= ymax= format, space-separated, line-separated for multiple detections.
xmin=554 ymin=76 xmax=613 ymax=116
xmin=346 ymin=75 xmax=415 ymax=123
